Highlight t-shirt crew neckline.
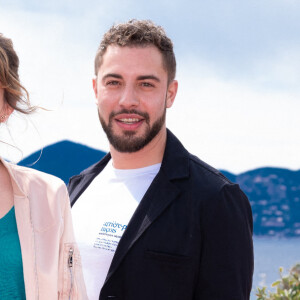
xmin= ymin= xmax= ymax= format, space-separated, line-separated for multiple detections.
xmin=110 ymin=161 xmax=162 ymax=179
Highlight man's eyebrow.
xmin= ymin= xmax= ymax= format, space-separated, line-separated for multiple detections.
xmin=102 ymin=73 xmax=123 ymax=81
xmin=137 ymin=75 xmax=160 ymax=82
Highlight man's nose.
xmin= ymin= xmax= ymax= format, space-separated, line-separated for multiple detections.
xmin=119 ymin=85 xmax=139 ymax=108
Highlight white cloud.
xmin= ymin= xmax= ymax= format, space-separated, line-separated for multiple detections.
xmin=170 ymin=59 xmax=300 ymax=172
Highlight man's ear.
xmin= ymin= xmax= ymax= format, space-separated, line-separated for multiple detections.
xmin=166 ymin=80 xmax=178 ymax=108
xmin=92 ymin=77 xmax=98 ymax=98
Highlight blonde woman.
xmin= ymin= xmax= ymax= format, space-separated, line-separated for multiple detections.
xmin=0 ymin=34 xmax=87 ymax=299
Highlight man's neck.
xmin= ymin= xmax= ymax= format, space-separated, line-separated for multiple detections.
xmin=110 ymin=129 xmax=167 ymax=169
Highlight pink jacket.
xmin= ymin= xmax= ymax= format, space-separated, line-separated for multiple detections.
xmin=2 ymin=158 xmax=87 ymax=299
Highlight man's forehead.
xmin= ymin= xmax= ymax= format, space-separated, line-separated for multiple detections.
xmin=98 ymin=45 xmax=166 ymax=76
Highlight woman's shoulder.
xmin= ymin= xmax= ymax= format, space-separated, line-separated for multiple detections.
xmin=9 ymin=162 xmax=67 ymax=195
xmin=8 ymin=163 xmax=71 ymax=232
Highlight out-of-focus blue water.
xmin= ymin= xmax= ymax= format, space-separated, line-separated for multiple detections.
xmin=250 ymin=237 xmax=300 ymax=299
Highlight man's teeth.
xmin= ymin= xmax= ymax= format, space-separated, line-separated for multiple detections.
xmin=119 ymin=118 xmax=140 ymax=124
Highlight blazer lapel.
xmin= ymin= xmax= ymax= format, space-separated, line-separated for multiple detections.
xmin=104 ymin=170 xmax=181 ymax=284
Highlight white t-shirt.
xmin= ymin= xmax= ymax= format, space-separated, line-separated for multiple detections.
xmin=72 ymin=161 xmax=161 ymax=300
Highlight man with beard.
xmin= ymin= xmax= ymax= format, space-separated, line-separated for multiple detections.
xmin=69 ymin=20 xmax=254 ymax=300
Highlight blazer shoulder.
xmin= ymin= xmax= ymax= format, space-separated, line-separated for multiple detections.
xmin=188 ymin=153 xmax=233 ymax=189
xmin=9 ymin=163 xmax=68 ymax=214
xmin=186 ymin=154 xmax=250 ymax=218
xmin=10 ymin=163 xmax=66 ymax=192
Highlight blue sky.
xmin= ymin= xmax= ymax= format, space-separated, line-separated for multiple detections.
xmin=0 ymin=0 xmax=299 ymax=173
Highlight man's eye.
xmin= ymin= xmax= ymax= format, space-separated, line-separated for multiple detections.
xmin=140 ymin=82 xmax=154 ymax=87
xmin=106 ymin=80 xmax=120 ymax=86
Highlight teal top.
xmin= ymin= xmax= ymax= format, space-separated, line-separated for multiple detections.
xmin=0 ymin=207 xmax=26 ymax=299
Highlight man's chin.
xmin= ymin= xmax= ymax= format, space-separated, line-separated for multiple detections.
xmin=111 ymin=128 xmax=145 ymax=139
xmin=111 ymin=141 xmax=146 ymax=153
xmin=107 ymin=132 xmax=150 ymax=153
xmin=121 ymin=130 xmax=139 ymax=137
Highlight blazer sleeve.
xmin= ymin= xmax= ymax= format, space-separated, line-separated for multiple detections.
xmin=195 ymin=184 xmax=254 ymax=300
xmin=57 ymin=184 xmax=88 ymax=299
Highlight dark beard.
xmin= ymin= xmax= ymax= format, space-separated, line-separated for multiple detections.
xmin=98 ymin=108 xmax=166 ymax=153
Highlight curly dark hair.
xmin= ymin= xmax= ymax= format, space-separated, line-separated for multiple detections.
xmin=94 ymin=19 xmax=176 ymax=83
xmin=0 ymin=33 xmax=36 ymax=115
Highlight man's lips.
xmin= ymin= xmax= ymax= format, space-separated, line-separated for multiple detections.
xmin=117 ymin=117 xmax=142 ymax=124
xmin=114 ymin=114 xmax=145 ymax=129
xmin=115 ymin=114 xmax=144 ymax=125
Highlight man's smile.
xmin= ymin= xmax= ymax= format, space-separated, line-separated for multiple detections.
xmin=117 ymin=118 xmax=142 ymax=124
xmin=114 ymin=114 xmax=145 ymax=130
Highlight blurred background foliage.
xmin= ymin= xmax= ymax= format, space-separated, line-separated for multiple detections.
xmin=256 ymin=264 xmax=300 ymax=300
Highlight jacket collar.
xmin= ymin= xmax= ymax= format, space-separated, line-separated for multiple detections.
xmin=68 ymin=129 xmax=190 ymax=205
xmin=161 ymin=129 xmax=190 ymax=180
xmin=0 ymin=157 xmax=26 ymax=197
xmin=73 ymin=128 xmax=190 ymax=180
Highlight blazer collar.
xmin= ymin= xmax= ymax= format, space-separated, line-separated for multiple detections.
xmin=0 ymin=157 xmax=26 ymax=197
xmin=73 ymin=128 xmax=190 ymax=180
xmin=69 ymin=129 xmax=190 ymax=205
xmin=161 ymin=129 xmax=190 ymax=181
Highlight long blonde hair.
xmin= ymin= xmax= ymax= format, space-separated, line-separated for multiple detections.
xmin=0 ymin=33 xmax=36 ymax=115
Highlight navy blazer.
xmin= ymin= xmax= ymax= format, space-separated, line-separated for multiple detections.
xmin=68 ymin=130 xmax=254 ymax=300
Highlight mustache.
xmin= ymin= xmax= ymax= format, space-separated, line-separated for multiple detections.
xmin=109 ymin=109 xmax=150 ymax=123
